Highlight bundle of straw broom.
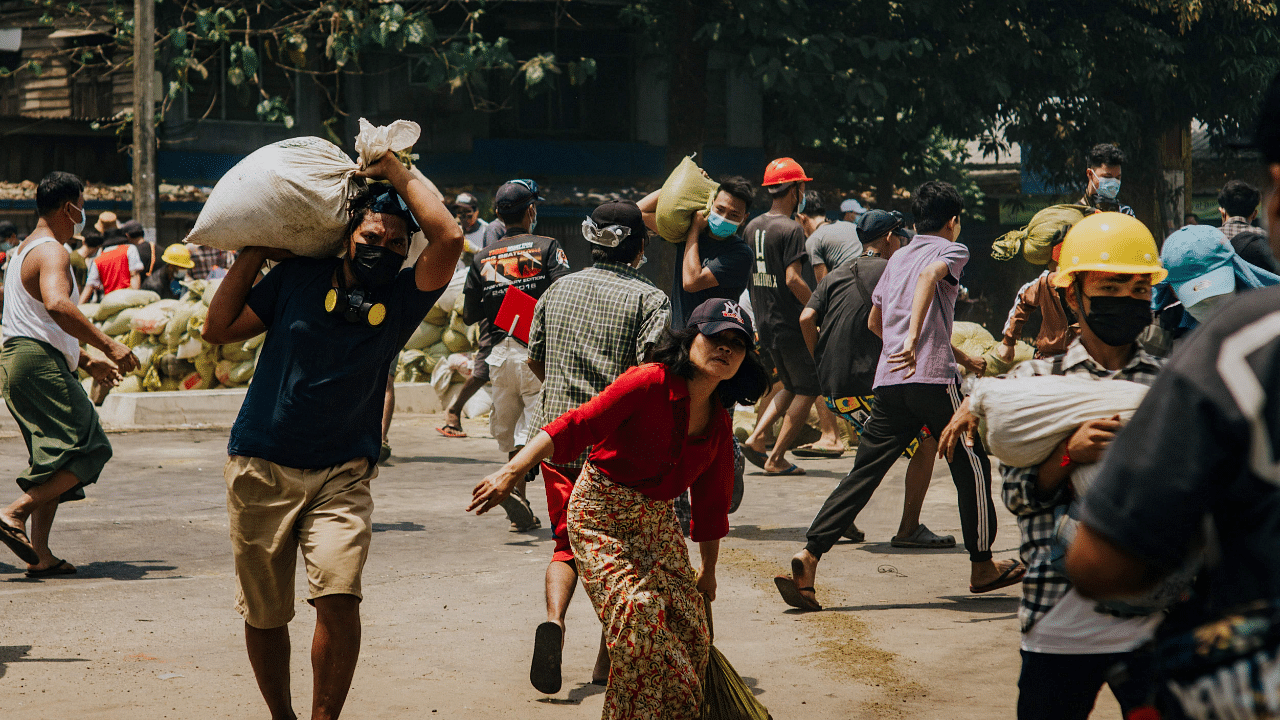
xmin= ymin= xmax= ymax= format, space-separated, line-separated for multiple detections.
xmin=700 ymin=593 xmax=772 ymax=720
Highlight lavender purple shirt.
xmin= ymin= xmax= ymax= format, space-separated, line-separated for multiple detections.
xmin=870 ymin=234 xmax=969 ymax=388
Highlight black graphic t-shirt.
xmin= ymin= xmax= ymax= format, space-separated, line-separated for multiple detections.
xmin=463 ymin=232 xmax=572 ymax=349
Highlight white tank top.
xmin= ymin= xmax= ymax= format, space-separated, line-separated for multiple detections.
xmin=1 ymin=237 xmax=83 ymax=367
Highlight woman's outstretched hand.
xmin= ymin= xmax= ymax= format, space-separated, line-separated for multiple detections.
xmin=468 ymin=470 xmax=517 ymax=515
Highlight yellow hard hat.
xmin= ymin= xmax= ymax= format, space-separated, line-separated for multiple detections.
xmin=162 ymin=242 xmax=195 ymax=269
xmin=1051 ymin=212 xmax=1167 ymax=288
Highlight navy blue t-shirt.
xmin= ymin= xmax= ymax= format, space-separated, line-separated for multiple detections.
xmin=669 ymin=232 xmax=753 ymax=329
xmin=227 ymin=257 xmax=444 ymax=469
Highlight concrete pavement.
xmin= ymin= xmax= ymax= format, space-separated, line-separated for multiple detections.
xmin=0 ymin=413 xmax=1120 ymax=718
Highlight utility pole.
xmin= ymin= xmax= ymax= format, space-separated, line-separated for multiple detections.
xmin=132 ymin=0 xmax=157 ymax=244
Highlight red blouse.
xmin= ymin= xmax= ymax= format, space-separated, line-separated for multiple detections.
xmin=542 ymin=363 xmax=734 ymax=542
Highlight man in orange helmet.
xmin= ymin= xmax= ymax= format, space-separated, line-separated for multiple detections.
xmin=741 ymin=158 xmax=820 ymax=476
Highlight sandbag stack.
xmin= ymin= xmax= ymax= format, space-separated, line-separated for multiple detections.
xmin=80 ymin=272 xmax=486 ymax=406
xmin=78 ymin=282 xmax=263 ymax=393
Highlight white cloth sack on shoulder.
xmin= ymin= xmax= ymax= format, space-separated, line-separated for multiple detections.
xmin=185 ymin=118 xmax=421 ymax=258
xmin=969 ymin=375 xmax=1150 ymax=489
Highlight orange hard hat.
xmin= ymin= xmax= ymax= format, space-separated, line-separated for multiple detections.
xmin=762 ymin=157 xmax=813 ymax=186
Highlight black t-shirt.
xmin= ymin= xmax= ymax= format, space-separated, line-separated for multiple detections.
xmin=806 ymin=256 xmax=887 ymax=398
xmin=746 ymin=212 xmax=813 ymax=343
xmin=1082 ymin=284 xmax=1280 ymax=613
xmin=463 ymin=232 xmax=571 ymax=349
xmin=227 ymin=258 xmax=444 ymax=469
xmin=1231 ymin=229 xmax=1280 ymax=275
xmin=670 ymin=232 xmax=754 ymax=329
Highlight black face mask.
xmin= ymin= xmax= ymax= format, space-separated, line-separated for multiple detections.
xmin=1081 ymin=294 xmax=1152 ymax=347
xmin=350 ymin=243 xmax=405 ymax=289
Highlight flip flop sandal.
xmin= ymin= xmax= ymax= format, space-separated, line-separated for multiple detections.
xmin=500 ymin=494 xmax=538 ymax=530
xmin=970 ymin=561 xmax=1028 ymax=594
xmin=510 ymin=516 xmax=543 ymax=533
xmin=435 ymin=425 xmax=467 ymax=438
xmin=773 ymin=575 xmax=822 ymax=611
xmin=792 ymin=444 xmax=845 ymax=458
xmin=25 ymin=559 xmax=76 ymax=578
xmin=764 ymin=463 xmax=806 ymax=477
xmin=890 ymin=524 xmax=957 ymax=549
xmin=0 ymin=522 xmax=39 ymax=565
xmin=530 ymin=622 xmax=563 ymax=694
xmin=740 ymin=445 xmax=768 ymax=469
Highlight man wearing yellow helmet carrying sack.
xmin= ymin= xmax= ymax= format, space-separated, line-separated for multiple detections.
xmin=939 ymin=212 xmax=1168 ymax=720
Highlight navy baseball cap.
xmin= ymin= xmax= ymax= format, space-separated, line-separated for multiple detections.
xmin=856 ymin=209 xmax=909 ymax=240
xmin=494 ymin=179 xmax=545 ymax=213
xmin=689 ymin=298 xmax=754 ymax=344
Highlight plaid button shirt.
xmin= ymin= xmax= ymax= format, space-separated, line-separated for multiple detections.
xmin=188 ymin=245 xmax=237 ymax=280
xmin=1000 ymin=339 xmax=1163 ymax=632
xmin=529 ymin=261 xmax=671 ymax=468
xmin=1220 ymin=216 xmax=1257 ymax=242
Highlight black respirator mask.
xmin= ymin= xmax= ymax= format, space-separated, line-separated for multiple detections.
xmin=326 ymin=245 xmax=406 ymax=327
xmin=1080 ymin=293 xmax=1152 ymax=347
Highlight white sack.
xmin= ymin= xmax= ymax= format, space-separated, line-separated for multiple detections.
xmin=969 ymin=375 xmax=1149 ymax=471
xmin=185 ymin=118 xmax=421 ymax=258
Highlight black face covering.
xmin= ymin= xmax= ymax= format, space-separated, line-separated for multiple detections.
xmin=1082 ymin=294 xmax=1152 ymax=347
xmin=350 ymin=243 xmax=405 ymax=289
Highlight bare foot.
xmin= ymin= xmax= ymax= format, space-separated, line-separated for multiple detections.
xmin=790 ymin=550 xmax=819 ymax=605
xmin=443 ymin=409 xmax=462 ymax=428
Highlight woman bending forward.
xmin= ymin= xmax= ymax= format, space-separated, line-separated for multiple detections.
xmin=469 ymin=298 xmax=767 ymax=719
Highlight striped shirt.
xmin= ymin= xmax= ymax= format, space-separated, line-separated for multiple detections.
xmin=529 ymin=261 xmax=671 ymax=468
xmin=1000 ymin=339 xmax=1163 ymax=632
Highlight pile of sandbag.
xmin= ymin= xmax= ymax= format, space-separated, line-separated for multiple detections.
xmin=82 ymin=270 xmax=488 ymax=409
xmin=395 ymin=267 xmax=478 ymax=383
xmin=80 ymin=282 xmax=263 ymax=393
xmin=951 ymin=321 xmax=1035 ymax=376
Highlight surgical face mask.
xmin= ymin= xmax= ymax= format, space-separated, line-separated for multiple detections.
xmin=1094 ymin=175 xmax=1122 ymax=201
xmin=1081 ymin=294 xmax=1152 ymax=346
xmin=350 ymin=242 xmax=406 ymax=289
xmin=1185 ymin=293 xmax=1231 ymax=323
xmin=796 ymin=189 xmax=807 ymax=216
xmin=69 ymin=204 xmax=86 ymax=236
xmin=634 ymin=251 xmax=648 ymax=269
xmin=707 ymin=210 xmax=739 ymax=238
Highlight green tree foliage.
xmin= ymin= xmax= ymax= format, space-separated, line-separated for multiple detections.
xmin=19 ymin=0 xmax=594 ymax=134
xmin=624 ymin=0 xmax=1280 ymax=217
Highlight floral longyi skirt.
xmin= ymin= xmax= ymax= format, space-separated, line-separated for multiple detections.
xmin=567 ymin=463 xmax=710 ymax=720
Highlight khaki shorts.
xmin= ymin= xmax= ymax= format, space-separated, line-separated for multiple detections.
xmin=225 ymin=455 xmax=376 ymax=629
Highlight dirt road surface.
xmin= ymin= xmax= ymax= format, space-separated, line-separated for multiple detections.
xmin=0 ymin=414 xmax=1122 ymax=718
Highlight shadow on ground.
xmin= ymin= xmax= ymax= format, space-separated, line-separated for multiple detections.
xmin=726 ymin=525 xmax=808 ymax=542
xmin=817 ymin=594 xmax=1019 ymax=615
xmin=396 ymin=455 xmax=499 ymax=466
xmin=373 ymin=521 xmax=427 ymax=533
xmin=0 ymin=645 xmax=89 ymax=679
xmin=536 ymin=681 xmax=607 ymax=705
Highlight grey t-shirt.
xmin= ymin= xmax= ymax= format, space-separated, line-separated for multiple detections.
xmin=805 ymin=221 xmax=862 ymax=269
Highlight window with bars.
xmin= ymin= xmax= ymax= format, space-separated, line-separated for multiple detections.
xmin=70 ymin=69 xmax=113 ymax=118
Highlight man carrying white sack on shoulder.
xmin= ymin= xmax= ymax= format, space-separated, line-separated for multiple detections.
xmin=939 ymin=212 xmax=1168 ymax=720
xmin=202 ymin=154 xmax=463 ymax=720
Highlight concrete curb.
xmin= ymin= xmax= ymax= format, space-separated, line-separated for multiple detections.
xmin=0 ymin=383 xmax=449 ymax=433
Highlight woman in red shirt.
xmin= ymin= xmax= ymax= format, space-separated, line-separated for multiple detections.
xmin=470 ymin=298 xmax=766 ymax=719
